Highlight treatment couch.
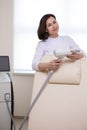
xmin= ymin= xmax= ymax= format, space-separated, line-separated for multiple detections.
xmin=27 ymin=54 xmax=87 ymax=130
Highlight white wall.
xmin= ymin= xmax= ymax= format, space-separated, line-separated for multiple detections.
xmin=0 ymin=0 xmax=34 ymax=116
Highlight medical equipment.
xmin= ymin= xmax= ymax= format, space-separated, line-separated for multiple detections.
xmin=0 ymin=56 xmax=14 ymax=130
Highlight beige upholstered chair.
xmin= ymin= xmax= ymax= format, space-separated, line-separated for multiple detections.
xmin=28 ymin=55 xmax=87 ymax=130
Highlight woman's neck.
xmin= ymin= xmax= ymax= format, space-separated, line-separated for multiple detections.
xmin=49 ymin=33 xmax=58 ymax=38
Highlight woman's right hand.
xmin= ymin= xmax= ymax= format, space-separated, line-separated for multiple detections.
xmin=48 ymin=59 xmax=62 ymax=71
xmin=38 ymin=59 xmax=62 ymax=72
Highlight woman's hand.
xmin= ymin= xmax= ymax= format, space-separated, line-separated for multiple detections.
xmin=38 ymin=59 xmax=62 ymax=72
xmin=48 ymin=59 xmax=62 ymax=71
xmin=67 ymin=50 xmax=84 ymax=60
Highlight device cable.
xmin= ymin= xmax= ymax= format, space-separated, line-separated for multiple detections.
xmin=19 ymin=70 xmax=54 ymax=130
xmin=5 ymin=97 xmax=16 ymax=130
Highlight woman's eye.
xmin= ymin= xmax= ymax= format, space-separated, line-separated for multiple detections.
xmin=48 ymin=23 xmax=52 ymax=27
xmin=47 ymin=20 xmax=57 ymax=27
xmin=53 ymin=21 xmax=56 ymax=24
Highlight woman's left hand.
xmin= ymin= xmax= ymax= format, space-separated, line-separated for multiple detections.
xmin=67 ymin=50 xmax=84 ymax=59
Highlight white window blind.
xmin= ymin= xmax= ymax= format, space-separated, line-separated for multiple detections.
xmin=13 ymin=0 xmax=87 ymax=73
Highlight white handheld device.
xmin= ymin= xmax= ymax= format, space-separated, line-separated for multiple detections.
xmin=54 ymin=49 xmax=81 ymax=59
xmin=53 ymin=50 xmax=72 ymax=59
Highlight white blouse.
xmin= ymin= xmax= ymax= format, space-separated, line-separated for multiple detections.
xmin=32 ymin=35 xmax=85 ymax=70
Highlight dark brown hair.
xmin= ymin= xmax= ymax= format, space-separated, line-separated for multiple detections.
xmin=37 ymin=14 xmax=56 ymax=40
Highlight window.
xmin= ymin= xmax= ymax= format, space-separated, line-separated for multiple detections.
xmin=13 ymin=0 xmax=87 ymax=73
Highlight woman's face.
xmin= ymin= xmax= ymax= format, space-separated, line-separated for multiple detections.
xmin=46 ymin=16 xmax=59 ymax=37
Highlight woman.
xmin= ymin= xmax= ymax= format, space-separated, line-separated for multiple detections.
xmin=32 ymin=14 xmax=84 ymax=71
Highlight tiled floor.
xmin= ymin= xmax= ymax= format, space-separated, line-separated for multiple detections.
xmin=12 ymin=117 xmax=28 ymax=130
